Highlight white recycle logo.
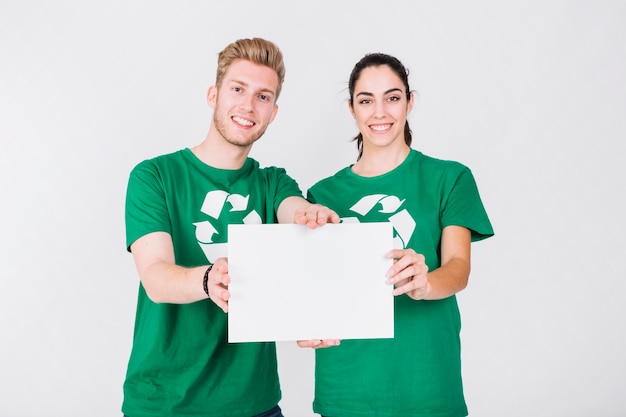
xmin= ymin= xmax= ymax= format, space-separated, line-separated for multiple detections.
xmin=192 ymin=190 xmax=262 ymax=263
xmin=342 ymin=194 xmax=416 ymax=249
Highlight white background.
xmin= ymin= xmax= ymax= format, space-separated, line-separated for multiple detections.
xmin=1 ymin=1 xmax=625 ymax=416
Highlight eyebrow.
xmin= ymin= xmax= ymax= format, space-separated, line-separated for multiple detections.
xmin=355 ymin=87 xmax=403 ymax=98
xmin=229 ymin=79 xmax=276 ymax=96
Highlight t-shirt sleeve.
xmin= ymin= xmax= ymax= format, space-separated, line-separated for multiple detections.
xmin=441 ymin=166 xmax=494 ymax=242
xmin=267 ymin=167 xmax=304 ymax=221
xmin=305 ymin=188 xmax=317 ymax=203
xmin=125 ymin=160 xmax=171 ymax=251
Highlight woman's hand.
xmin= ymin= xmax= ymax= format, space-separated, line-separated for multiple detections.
xmin=385 ymin=248 xmax=430 ymax=300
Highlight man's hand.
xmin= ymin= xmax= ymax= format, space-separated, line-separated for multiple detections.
xmin=277 ymin=197 xmax=340 ymax=227
xmin=206 ymin=257 xmax=231 ymax=313
xmin=294 ymin=203 xmax=340 ymax=229
xmin=297 ymin=339 xmax=341 ymax=349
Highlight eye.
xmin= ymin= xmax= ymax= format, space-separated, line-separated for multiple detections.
xmin=232 ymin=86 xmax=243 ymax=93
xmin=387 ymin=95 xmax=401 ymax=102
xmin=259 ymin=94 xmax=270 ymax=102
xmin=358 ymin=98 xmax=372 ymax=105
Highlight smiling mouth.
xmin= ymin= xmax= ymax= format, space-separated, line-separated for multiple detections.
xmin=370 ymin=123 xmax=392 ymax=132
xmin=233 ymin=116 xmax=255 ymax=127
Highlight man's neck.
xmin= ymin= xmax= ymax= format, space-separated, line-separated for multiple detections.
xmin=192 ymin=129 xmax=252 ymax=170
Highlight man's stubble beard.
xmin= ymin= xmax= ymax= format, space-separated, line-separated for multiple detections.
xmin=213 ymin=111 xmax=269 ymax=148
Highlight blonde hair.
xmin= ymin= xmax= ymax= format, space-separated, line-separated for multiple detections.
xmin=215 ymin=38 xmax=286 ymax=99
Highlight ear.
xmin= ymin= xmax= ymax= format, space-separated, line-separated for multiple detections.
xmin=207 ymin=86 xmax=217 ymax=109
xmin=268 ymin=104 xmax=279 ymax=124
xmin=407 ymin=92 xmax=415 ymax=113
xmin=347 ymin=99 xmax=356 ymax=118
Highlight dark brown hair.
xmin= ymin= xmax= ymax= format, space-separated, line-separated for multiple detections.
xmin=348 ymin=53 xmax=413 ymax=160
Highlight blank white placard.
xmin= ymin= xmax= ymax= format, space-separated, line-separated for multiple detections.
xmin=227 ymin=222 xmax=394 ymax=342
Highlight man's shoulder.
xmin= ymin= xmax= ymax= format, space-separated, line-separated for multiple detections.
xmin=131 ymin=149 xmax=187 ymax=172
xmin=144 ymin=149 xmax=186 ymax=165
xmin=249 ymin=159 xmax=289 ymax=176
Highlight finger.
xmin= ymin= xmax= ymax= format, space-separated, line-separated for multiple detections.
xmin=392 ymin=280 xmax=415 ymax=296
xmin=214 ymin=273 xmax=231 ymax=286
xmin=315 ymin=212 xmax=328 ymax=226
xmin=386 ymin=263 xmax=421 ymax=285
xmin=208 ymin=282 xmax=230 ymax=312
xmin=306 ymin=214 xmax=325 ymax=229
xmin=385 ymin=250 xmax=412 ymax=275
xmin=393 ymin=277 xmax=411 ymax=289
xmin=385 ymin=251 xmax=424 ymax=282
xmin=296 ymin=339 xmax=341 ymax=348
xmin=387 ymin=248 xmax=420 ymax=267
xmin=392 ymin=281 xmax=421 ymax=297
xmin=297 ymin=340 xmax=322 ymax=348
xmin=209 ymin=293 xmax=229 ymax=313
xmin=217 ymin=287 xmax=231 ymax=301
xmin=211 ymin=264 xmax=230 ymax=285
xmin=293 ymin=209 xmax=308 ymax=225
xmin=386 ymin=248 xmax=408 ymax=260
xmin=320 ymin=208 xmax=340 ymax=224
xmin=393 ymin=279 xmax=428 ymax=298
xmin=315 ymin=208 xmax=340 ymax=226
xmin=319 ymin=339 xmax=341 ymax=348
xmin=308 ymin=204 xmax=332 ymax=228
xmin=209 ymin=286 xmax=230 ymax=301
xmin=305 ymin=209 xmax=321 ymax=229
xmin=216 ymin=259 xmax=229 ymax=274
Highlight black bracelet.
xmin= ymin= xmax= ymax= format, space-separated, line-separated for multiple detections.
xmin=203 ymin=265 xmax=213 ymax=297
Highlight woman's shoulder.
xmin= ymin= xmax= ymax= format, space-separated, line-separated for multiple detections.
xmin=309 ymin=165 xmax=353 ymax=190
xmin=411 ymin=149 xmax=471 ymax=173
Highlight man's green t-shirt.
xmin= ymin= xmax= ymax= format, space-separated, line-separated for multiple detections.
xmin=123 ymin=149 xmax=302 ymax=417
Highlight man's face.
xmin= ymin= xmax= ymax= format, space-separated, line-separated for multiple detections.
xmin=208 ymin=59 xmax=280 ymax=148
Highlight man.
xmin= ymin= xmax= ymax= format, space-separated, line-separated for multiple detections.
xmin=123 ymin=37 xmax=338 ymax=417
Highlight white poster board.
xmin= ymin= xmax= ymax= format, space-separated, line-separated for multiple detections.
xmin=227 ymin=222 xmax=394 ymax=342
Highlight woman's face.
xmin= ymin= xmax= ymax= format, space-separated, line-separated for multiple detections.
xmin=350 ymin=65 xmax=413 ymax=152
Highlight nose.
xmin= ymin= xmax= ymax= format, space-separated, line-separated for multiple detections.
xmin=373 ymin=100 xmax=385 ymax=118
xmin=239 ymin=93 xmax=254 ymax=112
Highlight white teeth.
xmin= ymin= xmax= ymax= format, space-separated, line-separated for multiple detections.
xmin=371 ymin=124 xmax=391 ymax=131
xmin=233 ymin=116 xmax=254 ymax=126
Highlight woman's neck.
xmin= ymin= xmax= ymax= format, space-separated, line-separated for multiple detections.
xmin=351 ymin=145 xmax=411 ymax=177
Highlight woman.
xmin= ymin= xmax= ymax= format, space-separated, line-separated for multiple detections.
xmin=301 ymin=53 xmax=494 ymax=417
